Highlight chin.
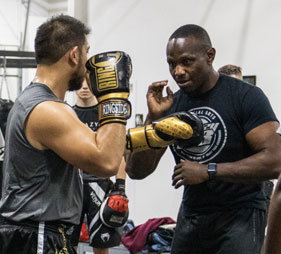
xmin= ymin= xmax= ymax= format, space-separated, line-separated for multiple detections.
xmin=68 ymin=77 xmax=84 ymax=91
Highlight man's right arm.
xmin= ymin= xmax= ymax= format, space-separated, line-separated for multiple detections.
xmin=25 ymin=101 xmax=126 ymax=178
xmin=125 ymin=80 xmax=173 ymax=179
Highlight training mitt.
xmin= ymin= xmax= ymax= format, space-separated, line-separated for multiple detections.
xmin=126 ymin=111 xmax=204 ymax=152
xmin=173 ymin=111 xmax=204 ymax=150
xmin=100 ymin=179 xmax=129 ymax=228
xmin=86 ymin=51 xmax=132 ymax=126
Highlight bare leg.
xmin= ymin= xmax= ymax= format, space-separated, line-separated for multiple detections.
xmin=93 ymin=248 xmax=109 ymax=254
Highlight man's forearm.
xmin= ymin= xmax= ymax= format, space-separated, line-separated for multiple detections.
xmin=115 ymin=157 xmax=126 ymax=180
xmin=216 ymin=148 xmax=281 ymax=183
xmin=125 ymin=148 xmax=166 ymax=179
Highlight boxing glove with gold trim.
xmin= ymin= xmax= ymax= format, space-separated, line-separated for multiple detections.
xmin=126 ymin=111 xmax=204 ymax=152
xmin=86 ymin=51 xmax=132 ymax=126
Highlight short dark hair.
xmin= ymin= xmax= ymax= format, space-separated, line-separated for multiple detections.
xmin=218 ymin=64 xmax=242 ymax=76
xmin=35 ymin=14 xmax=90 ymax=65
xmin=169 ymin=24 xmax=212 ymax=50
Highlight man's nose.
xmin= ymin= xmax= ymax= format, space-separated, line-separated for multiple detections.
xmin=174 ymin=65 xmax=185 ymax=76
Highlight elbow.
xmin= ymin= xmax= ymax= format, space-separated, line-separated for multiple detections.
xmin=84 ymin=158 xmax=119 ymax=178
xmin=126 ymin=171 xmax=144 ymax=180
xmin=125 ymin=167 xmax=151 ymax=180
xmin=97 ymin=158 xmax=120 ymax=177
xmin=88 ymin=163 xmax=118 ymax=178
xmin=100 ymin=164 xmax=119 ymax=178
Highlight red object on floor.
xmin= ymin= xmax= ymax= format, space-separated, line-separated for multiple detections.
xmin=79 ymin=222 xmax=90 ymax=242
xmin=121 ymin=217 xmax=176 ymax=253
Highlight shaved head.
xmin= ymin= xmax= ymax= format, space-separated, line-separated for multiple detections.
xmin=169 ymin=24 xmax=212 ymax=52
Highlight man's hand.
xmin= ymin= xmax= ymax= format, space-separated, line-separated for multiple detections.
xmin=146 ymin=80 xmax=173 ymax=122
xmin=100 ymin=179 xmax=129 ymax=228
xmin=172 ymin=159 xmax=208 ymax=188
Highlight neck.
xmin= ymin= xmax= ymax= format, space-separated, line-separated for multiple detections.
xmin=33 ymin=63 xmax=70 ymax=100
xmin=76 ymin=96 xmax=98 ymax=107
xmin=202 ymin=68 xmax=220 ymax=93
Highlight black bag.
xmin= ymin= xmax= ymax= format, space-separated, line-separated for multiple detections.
xmin=146 ymin=227 xmax=174 ymax=253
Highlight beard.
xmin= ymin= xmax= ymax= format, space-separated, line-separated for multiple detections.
xmin=68 ymin=59 xmax=85 ymax=91
xmin=68 ymin=71 xmax=84 ymax=91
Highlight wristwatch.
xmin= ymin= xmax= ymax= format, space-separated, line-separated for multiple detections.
xmin=207 ymin=163 xmax=217 ymax=182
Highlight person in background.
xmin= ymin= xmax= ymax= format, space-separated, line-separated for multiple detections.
xmin=0 ymin=99 xmax=14 ymax=199
xmin=71 ymin=79 xmax=128 ymax=254
xmin=218 ymin=64 xmax=243 ymax=79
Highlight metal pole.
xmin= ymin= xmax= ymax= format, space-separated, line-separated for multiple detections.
xmin=22 ymin=0 xmax=31 ymax=51
xmin=18 ymin=0 xmax=31 ymax=95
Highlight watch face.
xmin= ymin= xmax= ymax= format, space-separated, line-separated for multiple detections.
xmin=208 ymin=163 xmax=217 ymax=181
xmin=208 ymin=163 xmax=217 ymax=171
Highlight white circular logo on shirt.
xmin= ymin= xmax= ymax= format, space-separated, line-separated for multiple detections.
xmin=171 ymin=107 xmax=227 ymax=163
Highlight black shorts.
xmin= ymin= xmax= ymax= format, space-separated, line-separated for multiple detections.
xmin=70 ymin=179 xmax=122 ymax=249
xmin=171 ymin=205 xmax=266 ymax=254
xmin=0 ymin=218 xmax=76 ymax=254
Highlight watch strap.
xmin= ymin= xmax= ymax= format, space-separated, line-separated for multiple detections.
xmin=207 ymin=163 xmax=217 ymax=182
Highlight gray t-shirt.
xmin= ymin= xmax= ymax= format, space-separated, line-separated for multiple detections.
xmin=0 ymin=83 xmax=83 ymax=224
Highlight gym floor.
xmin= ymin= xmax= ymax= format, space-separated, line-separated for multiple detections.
xmin=77 ymin=242 xmax=170 ymax=254
xmin=77 ymin=242 xmax=130 ymax=254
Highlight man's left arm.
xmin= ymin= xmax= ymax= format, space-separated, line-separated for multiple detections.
xmin=216 ymin=86 xmax=281 ymax=182
xmin=215 ymin=121 xmax=281 ymax=183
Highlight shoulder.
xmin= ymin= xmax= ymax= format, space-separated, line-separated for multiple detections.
xmin=30 ymin=101 xmax=78 ymax=132
xmin=25 ymin=101 xmax=80 ymax=150
xmin=219 ymin=74 xmax=253 ymax=92
xmin=217 ymin=74 xmax=264 ymax=102
xmin=35 ymin=100 xmax=75 ymax=116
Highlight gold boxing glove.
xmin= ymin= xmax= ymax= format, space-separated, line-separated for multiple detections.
xmin=126 ymin=111 xmax=203 ymax=152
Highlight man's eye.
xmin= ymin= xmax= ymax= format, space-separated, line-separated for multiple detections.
xmin=182 ymin=59 xmax=190 ymax=65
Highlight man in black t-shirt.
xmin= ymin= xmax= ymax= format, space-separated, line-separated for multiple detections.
xmin=125 ymin=24 xmax=281 ymax=254
xmin=71 ymin=80 xmax=128 ymax=254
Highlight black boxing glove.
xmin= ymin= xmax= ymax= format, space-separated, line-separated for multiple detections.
xmin=86 ymin=51 xmax=132 ymax=126
xmin=99 ymin=179 xmax=129 ymax=228
xmin=126 ymin=111 xmax=204 ymax=152
xmin=173 ymin=111 xmax=204 ymax=149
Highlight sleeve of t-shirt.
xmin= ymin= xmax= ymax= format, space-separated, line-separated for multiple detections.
xmin=241 ymin=86 xmax=278 ymax=135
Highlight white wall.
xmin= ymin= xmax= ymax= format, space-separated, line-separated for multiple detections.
xmin=2 ymin=0 xmax=281 ymax=226
xmin=87 ymin=0 xmax=281 ymax=226
xmin=0 ymin=0 xmax=24 ymax=101
xmin=0 ymin=0 xmax=67 ymax=100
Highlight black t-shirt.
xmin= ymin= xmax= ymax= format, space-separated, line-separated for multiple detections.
xmin=73 ymin=104 xmax=103 ymax=182
xmin=165 ymin=74 xmax=278 ymax=215
xmin=73 ymin=104 xmax=99 ymax=132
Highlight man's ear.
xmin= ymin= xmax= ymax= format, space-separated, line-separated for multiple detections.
xmin=206 ymin=48 xmax=216 ymax=65
xmin=69 ymin=46 xmax=80 ymax=65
